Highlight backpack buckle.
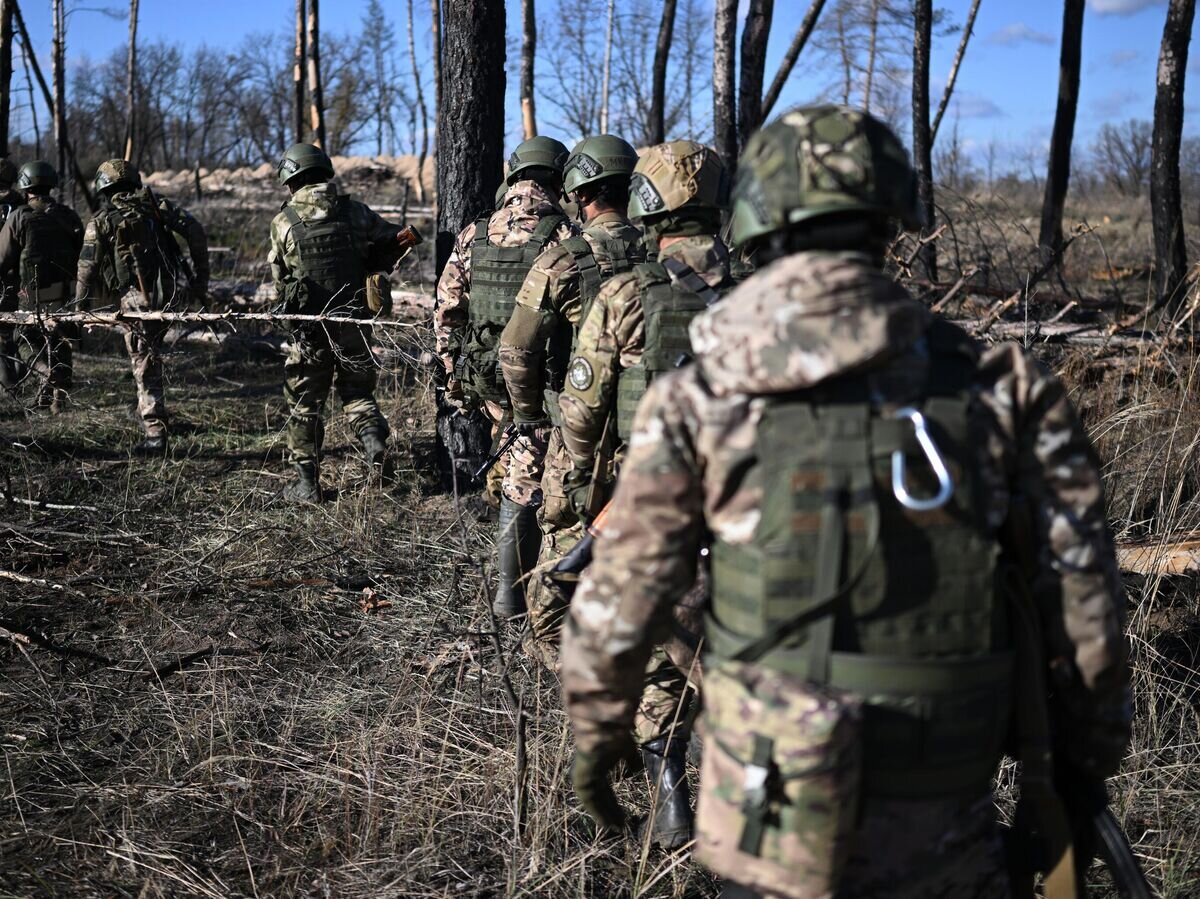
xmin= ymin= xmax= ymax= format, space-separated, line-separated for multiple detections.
xmin=890 ymin=407 xmax=954 ymax=512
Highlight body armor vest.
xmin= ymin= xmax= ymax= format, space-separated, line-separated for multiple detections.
xmin=100 ymin=191 xmax=187 ymax=307
xmin=706 ymin=320 xmax=1013 ymax=800
xmin=281 ymin=199 xmax=366 ymax=314
xmin=19 ymin=203 xmax=78 ymax=302
xmin=614 ymin=258 xmax=724 ymax=442
xmin=460 ymin=212 xmax=566 ymax=404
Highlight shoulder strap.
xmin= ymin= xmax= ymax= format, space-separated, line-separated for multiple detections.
xmin=527 ymin=212 xmax=567 ymax=252
xmin=282 ymin=205 xmax=306 ymax=243
xmin=471 ymin=215 xmax=492 ymax=251
xmin=662 ymin=256 xmax=723 ymax=307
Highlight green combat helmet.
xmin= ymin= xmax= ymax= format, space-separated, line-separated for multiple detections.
xmin=563 ymin=135 xmax=639 ymax=196
xmin=506 ymin=135 xmax=569 ymax=186
xmin=276 ymin=142 xmax=334 ymax=187
xmin=627 ymin=140 xmax=727 ymax=222
xmin=729 ymin=104 xmax=922 ymax=251
xmin=17 ymin=161 xmax=58 ymax=191
xmin=94 ymin=159 xmax=143 ymax=196
xmin=0 ymin=157 xmax=17 ymax=188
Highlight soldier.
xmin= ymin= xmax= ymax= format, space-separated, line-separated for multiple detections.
xmin=561 ymin=107 xmax=1131 ymax=897
xmin=76 ymin=159 xmax=209 ymax=454
xmin=434 ymin=136 xmax=577 ymax=617
xmin=270 ymin=142 xmax=414 ymax=503
xmin=554 ymin=139 xmax=734 ymax=849
xmin=0 ymin=161 xmax=83 ymax=411
xmin=498 ymin=134 xmax=645 ymax=653
xmin=0 ymin=157 xmax=26 ymax=387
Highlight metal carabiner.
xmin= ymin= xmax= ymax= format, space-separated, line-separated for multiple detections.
xmin=890 ymin=407 xmax=955 ymax=512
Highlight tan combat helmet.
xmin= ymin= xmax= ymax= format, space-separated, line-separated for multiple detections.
xmin=94 ymin=159 xmax=143 ymax=196
xmin=627 ymin=140 xmax=727 ymax=223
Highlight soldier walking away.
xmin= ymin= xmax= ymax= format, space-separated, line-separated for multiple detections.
xmin=76 ymin=159 xmax=210 ymax=455
xmin=497 ymin=134 xmax=646 ymax=659
xmin=561 ymin=107 xmax=1132 ymax=898
xmin=0 ymin=157 xmax=26 ymax=388
xmin=434 ymin=136 xmax=577 ymax=618
xmin=270 ymin=142 xmax=416 ymax=503
xmin=0 ymin=161 xmax=83 ymax=411
xmin=556 ymin=139 xmax=735 ymax=850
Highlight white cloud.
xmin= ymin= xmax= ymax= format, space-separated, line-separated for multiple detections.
xmin=1088 ymin=0 xmax=1163 ymax=15
xmin=1091 ymin=88 xmax=1143 ymax=118
xmin=953 ymin=93 xmax=1006 ymax=119
xmin=988 ymin=23 xmax=1056 ymax=47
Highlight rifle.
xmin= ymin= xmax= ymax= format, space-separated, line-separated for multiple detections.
xmin=1003 ymin=496 xmax=1154 ymax=899
xmin=473 ymin=424 xmax=521 ymax=482
xmin=550 ymin=501 xmax=612 ymax=585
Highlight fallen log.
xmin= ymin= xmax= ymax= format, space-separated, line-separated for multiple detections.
xmin=0 ymin=308 xmax=425 ymax=329
xmin=1117 ymin=538 xmax=1200 ymax=577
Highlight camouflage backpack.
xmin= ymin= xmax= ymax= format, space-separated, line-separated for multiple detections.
xmin=98 ymin=190 xmax=187 ymax=306
xmin=18 ymin=201 xmax=80 ymax=301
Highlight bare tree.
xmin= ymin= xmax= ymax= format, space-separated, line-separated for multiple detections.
xmin=1094 ymin=120 xmax=1152 ymax=197
xmin=648 ymin=0 xmax=677 ymax=145
xmin=123 ymin=0 xmax=138 ymax=161
xmin=431 ymin=0 xmax=442 ymax=123
xmin=306 ymin=0 xmax=326 ymax=148
xmin=52 ymin=0 xmax=65 ymax=186
xmin=930 ymin=0 xmax=980 ymax=143
xmin=912 ymin=0 xmax=935 ymax=279
xmin=407 ymin=0 xmax=430 ymax=202
xmin=294 ymin=0 xmax=306 ymax=145
xmin=600 ymin=0 xmax=614 ymax=132
xmin=712 ymin=0 xmax=737 ymax=169
xmin=738 ymin=0 xmax=773 ymax=149
xmin=1038 ymin=0 xmax=1085 ymax=260
xmin=762 ymin=0 xmax=827 ymax=121
xmin=0 ymin=0 xmax=12 ymax=157
xmin=520 ymin=0 xmax=537 ymax=138
xmin=1152 ymin=0 xmax=1195 ymax=311
xmin=862 ymin=0 xmax=879 ymax=111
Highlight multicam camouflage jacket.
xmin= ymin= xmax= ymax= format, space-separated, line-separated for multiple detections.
xmin=561 ymin=250 xmax=1132 ymax=788
xmin=557 ymin=234 xmax=730 ymax=468
xmin=433 ymin=179 xmax=576 ymax=376
xmin=498 ymin=210 xmax=644 ymax=423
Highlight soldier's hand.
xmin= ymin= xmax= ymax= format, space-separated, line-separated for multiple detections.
xmin=442 ymin=376 xmax=469 ymax=411
xmin=572 ymin=741 xmax=635 ymax=834
xmin=565 ymin=465 xmax=594 ymax=521
xmin=513 ymin=418 xmax=548 ymax=436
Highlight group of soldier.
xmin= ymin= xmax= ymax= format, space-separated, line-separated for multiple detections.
xmin=434 ymin=107 xmax=1134 ymax=899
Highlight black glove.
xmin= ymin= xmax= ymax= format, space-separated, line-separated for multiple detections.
xmin=565 ymin=465 xmax=594 ymax=521
xmin=513 ymin=418 xmax=549 ymax=436
xmin=572 ymin=739 xmax=636 ymax=834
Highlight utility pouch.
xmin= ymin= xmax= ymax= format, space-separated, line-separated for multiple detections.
xmin=696 ymin=661 xmax=862 ymax=899
xmin=365 ymin=272 xmax=392 ymax=315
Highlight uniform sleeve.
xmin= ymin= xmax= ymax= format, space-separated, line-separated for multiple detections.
xmin=561 ymin=372 xmax=705 ymax=753
xmin=267 ymin=215 xmax=289 ymax=300
xmin=499 ymin=245 xmax=579 ymax=423
xmin=433 ymin=221 xmax=475 ymax=375
xmin=162 ymin=198 xmax=209 ymax=286
xmin=75 ymin=220 xmax=110 ymax=308
xmin=0 ymin=211 xmax=22 ymax=277
xmin=981 ymin=343 xmax=1132 ymax=780
xmin=558 ymin=273 xmax=641 ymax=468
xmin=356 ymin=202 xmax=405 ymax=271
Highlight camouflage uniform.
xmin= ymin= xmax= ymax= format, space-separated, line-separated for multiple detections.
xmin=434 ymin=179 xmax=577 ymax=505
xmin=0 ymin=183 xmax=25 ymax=383
xmin=498 ymin=209 xmax=646 ymax=643
xmin=268 ymin=181 xmax=404 ymax=466
xmin=76 ymin=188 xmax=208 ymax=439
xmin=0 ymin=193 xmax=84 ymax=406
xmin=562 ymin=253 xmax=1130 ymax=898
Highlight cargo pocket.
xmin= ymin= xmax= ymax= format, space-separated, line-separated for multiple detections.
xmin=695 ymin=662 xmax=862 ymax=899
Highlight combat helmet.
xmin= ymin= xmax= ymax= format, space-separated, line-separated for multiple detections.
xmin=627 ymin=140 xmax=727 ymax=223
xmin=563 ymin=135 xmax=639 ymax=196
xmin=0 ymin=157 xmax=17 ymax=187
xmin=729 ymin=104 xmax=922 ymax=251
xmin=17 ymin=161 xmax=57 ymax=192
xmin=506 ymin=136 xmax=569 ymax=186
xmin=276 ymin=142 xmax=334 ymax=187
xmin=94 ymin=159 xmax=143 ymax=196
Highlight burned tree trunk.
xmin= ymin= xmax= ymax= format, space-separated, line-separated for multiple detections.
xmin=306 ymin=0 xmax=326 ymax=149
xmin=648 ymin=0 xmax=677 ymax=145
xmin=51 ymin=0 xmax=65 ymax=186
xmin=1038 ymin=0 xmax=1085 ymax=261
xmin=912 ymin=0 xmax=936 ymax=280
xmin=1152 ymin=0 xmax=1195 ymax=312
xmin=738 ymin=0 xmax=774 ymax=149
xmin=713 ymin=0 xmax=738 ymax=170
xmin=294 ymin=0 xmax=306 ymax=145
xmin=0 ymin=0 xmax=13 ymax=158
xmin=407 ymin=0 xmax=430 ymax=203
xmin=931 ymin=0 xmax=981 ymax=143
xmin=520 ymin=0 xmax=536 ymax=138
xmin=123 ymin=0 xmax=138 ymax=161
xmin=761 ymin=0 xmax=826 ymax=122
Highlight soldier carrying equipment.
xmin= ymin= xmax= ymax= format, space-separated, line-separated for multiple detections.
xmin=561 ymin=106 xmax=1132 ymax=899
xmin=0 ymin=156 xmax=25 ymax=387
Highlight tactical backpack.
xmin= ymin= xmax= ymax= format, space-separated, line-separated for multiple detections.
xmin=18 ymin=202 xmax=79 ymax=303
xmin=459 ymin=212 xmax=567 ymax=405
xmin=695 ymin=319 xmax=1014 ymax=895
xmin=613 ymin=257 xmax=728 ymax=442
xmin=280 ymin=197 xmax=367 ymax=315
xmin=100 ymin=191 xmax=188 ymax=307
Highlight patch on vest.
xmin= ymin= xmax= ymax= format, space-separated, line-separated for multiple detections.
xmin=568 ymin=358 xmax=594 ymax=391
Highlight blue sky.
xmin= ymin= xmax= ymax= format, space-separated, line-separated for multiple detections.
xmin=15 ymin=0 xmax=1190 ymax=165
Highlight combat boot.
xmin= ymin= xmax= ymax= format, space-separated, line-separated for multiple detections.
xmin=494 ymin=497 xmax=541 ymax=618
xmin=283 ymin=461 xmax=323 ymax=503
xmin=640 ymin=737 xmax=693 ymax=850
xmin=0 ymin=341 xmax=18 ymax=389
xmin=133 ymin=434 xmax=168 ymax=456
xmin=358 ymin=427 xmax=388 ymax=468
